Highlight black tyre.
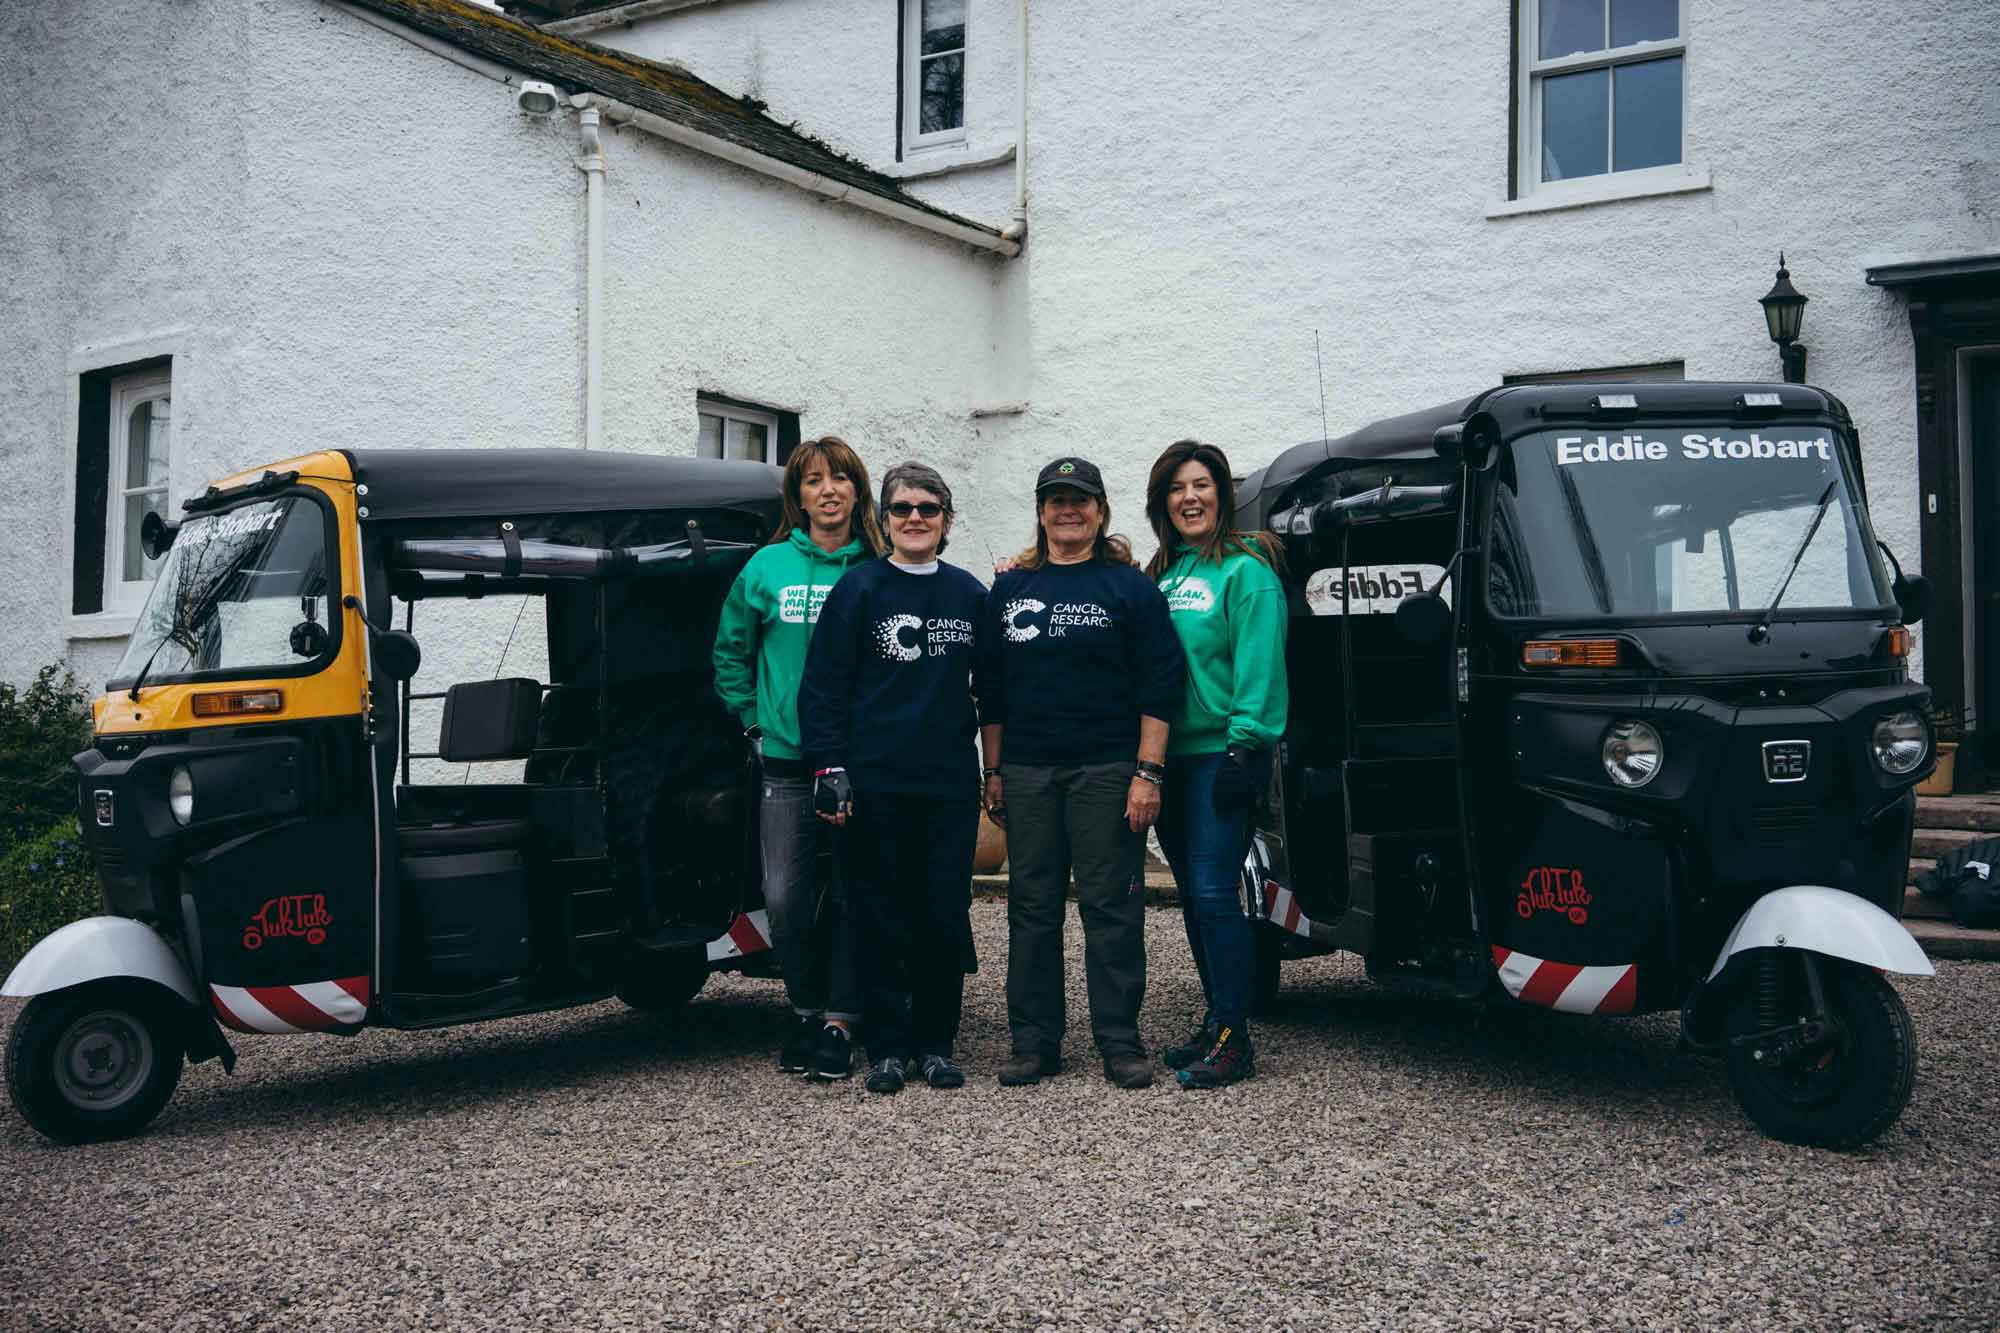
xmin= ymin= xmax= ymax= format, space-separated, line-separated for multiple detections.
xmin=1249 ymin=923 xmax=1284 ymax=1017
xmin=6 ymin=980 xmax=186 ymax=1145
xmin=616 ymin=950 xmax=709 ymax=1013
xmin=1724 ymin=956 xmax=1916 ymax=1150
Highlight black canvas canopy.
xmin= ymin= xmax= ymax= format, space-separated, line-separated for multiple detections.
xmin=342 ymin=449 xmax=784 ymax=525
xmin=1235 ymin=393 xmax=1487 ymax=529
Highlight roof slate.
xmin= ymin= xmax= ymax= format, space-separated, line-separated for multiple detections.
xmin=341 ymin=0 xmax=998 ymax=238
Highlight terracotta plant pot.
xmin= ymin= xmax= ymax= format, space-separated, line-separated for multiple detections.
xmin=1916 ymin=741 xmax=1958 ymax=797
xmin=973 ymin=814 xmax=1007 ymax=874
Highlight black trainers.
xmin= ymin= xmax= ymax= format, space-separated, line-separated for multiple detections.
xmin=778 ymin=1015 xmax=821 ymax=1073
xmin=1176 ymin=1025 xmax=1254 ymax=1090
xmin=918 ymin=1054 xmax=965 ymax=1089
xmin=864 ymin=1056 xmax=907 ymax=1094
xmin=808 ymin=1023 xmax=855 ymax=1081
xmin=997 ymin=1049 xmax=1062 ymax=1086
xmin=1161 ymin=1021 xmax=1216 ymax=1071
xmin=1103 ymin=1052 xmax=1154 ymax=1089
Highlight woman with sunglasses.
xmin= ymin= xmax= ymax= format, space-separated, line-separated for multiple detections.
xmin=977 ymin=457 xmax=1184 ymax=1090
xmin=799 ymin=463 xmax=988 ymax=1095
xmin=1144 ymin=439 xmax=1288 ymax=1090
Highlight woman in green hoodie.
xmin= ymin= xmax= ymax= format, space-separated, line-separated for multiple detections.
xmin=1144 ymin=439 xmax=1288 ymax=1090
xmin=713 ymin=436 xmax=885 ymax=1081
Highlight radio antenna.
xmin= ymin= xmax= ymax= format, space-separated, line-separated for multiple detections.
xmin=1314 ymin=329 xmax=1330 ymax=445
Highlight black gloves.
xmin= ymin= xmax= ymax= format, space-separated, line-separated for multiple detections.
xmin=1210 ymin=746 xmax=1259 ymax=816
xmin=813 ymin=767 xmax=854 ymax=819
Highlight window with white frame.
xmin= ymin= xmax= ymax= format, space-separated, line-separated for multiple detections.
xmin=902 ymin=0 xmax=966 ymax=149
xmin=697 ymin=398 xmax=780 ymax=463
xmin=1517 ymin=0 xmax=1685 ymax=196
xmin=98 ymin=369 xmax=173 ymax=614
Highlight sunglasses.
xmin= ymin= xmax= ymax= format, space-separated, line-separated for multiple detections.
xmin=886 ymin=501 xmax=946 ymax=519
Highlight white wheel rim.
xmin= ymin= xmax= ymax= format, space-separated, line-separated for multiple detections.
xmin=54 ymin=1009 xmax=156 ymax=1112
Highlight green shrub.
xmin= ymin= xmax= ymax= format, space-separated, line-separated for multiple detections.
xmin=0 ymin=664 xmax=94 ymax=859
xmin=0 ymin=821 xmax=101 ymax=974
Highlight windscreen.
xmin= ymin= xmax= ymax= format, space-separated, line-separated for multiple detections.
xmin=1487 ymin=426 xmax=1892 ymax=618
xmin=111 ymin=495 xmax=335 ymax=685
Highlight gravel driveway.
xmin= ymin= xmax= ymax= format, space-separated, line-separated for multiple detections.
xmin=3 ymin=900 xmax=1995 ymax=1331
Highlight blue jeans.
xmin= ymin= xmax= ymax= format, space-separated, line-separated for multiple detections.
xmin=1155 ymin=750 xmax=1269 ymax=1031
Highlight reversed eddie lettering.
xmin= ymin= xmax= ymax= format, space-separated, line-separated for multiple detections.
xmin=797 ymin=462 xmax=988 ymax=1095
xmin=1146 ymin=440 xmax=1288 ymax=1090
xmin=712 ymin=436 xmax=886 ymax=1082
xmin=977 ymin=456 xmax=1185 ymax=1090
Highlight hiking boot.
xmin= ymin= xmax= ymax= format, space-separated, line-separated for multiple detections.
xmin=808 ymin=1024 xmax=855 ymax=1081
xmin=1176 ymin=1025 xmax=1254 ymax=1090
xmin=918 ymin=1054 xmax=966 ymax=1089
xmin=997 ymin=1049 xmax=1062 ymax=1086
xmin=864 ymin=1056 xmax=907 ymax=1095
xmin=1161 ymin=1021 xmax=1217 ymax=1071
xmin=1103 ymin=1051 xmax=1155 ymax=1089
xmin=778 ymin=1015 xmax=821 ymax=1074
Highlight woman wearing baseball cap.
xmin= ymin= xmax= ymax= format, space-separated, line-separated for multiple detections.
xmin=1144 ymin=439 xmax=1288 ymax=1090
xmin=977 ymin=457 xmax=1185 ymax=1089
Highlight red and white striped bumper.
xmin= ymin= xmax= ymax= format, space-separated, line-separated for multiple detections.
xmin=1491 ymin=946 xmax=1637 ymax=1014
xmin=707 ymin=909 xmax=773 ymax=963
xmin=1261 ymin=880 xmax=1316 ymax=939
xmin=211 ymin=975 xmax=370 ymax=1034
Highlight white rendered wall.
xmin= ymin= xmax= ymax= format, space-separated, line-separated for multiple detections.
xmin=0 ymin=0 xmax=1006 ymax=724
xmin=591 ymin=0 xmax=2000 ymax=676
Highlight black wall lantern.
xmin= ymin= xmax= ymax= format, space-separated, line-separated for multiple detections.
xmin=1759 ymin=252 xmax=1810 ymax=383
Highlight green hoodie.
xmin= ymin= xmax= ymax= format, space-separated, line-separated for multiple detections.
xmin=1156 ymin=542 xmax=1289 ymax=755
xmin=713 ymin=527 xmax=871 ymax=760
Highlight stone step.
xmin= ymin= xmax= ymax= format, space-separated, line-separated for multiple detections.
xmin=1909 ymin=917 xmax=2000 ymax=962
xmin=1909 ymin=826 xmax=1990 ymax=860
xmin=1914 ymin=794 xmax=2000 ymax=832
xmin=1903 ymin=887 xmax=1953 ymax=921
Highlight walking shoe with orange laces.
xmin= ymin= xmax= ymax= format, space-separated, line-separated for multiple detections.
xmin=1175 ymin=1024 xmax=1254 ymax=1089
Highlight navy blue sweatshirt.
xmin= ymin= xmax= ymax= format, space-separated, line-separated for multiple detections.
xmin=798 ymin=557 xmax=988 ymax=798
xmin=977 ymin=558 xmax=1186 ymax=765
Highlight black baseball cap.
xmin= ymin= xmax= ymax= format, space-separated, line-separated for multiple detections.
xmin=1035 ymin=456 xmax=1105 ymax=496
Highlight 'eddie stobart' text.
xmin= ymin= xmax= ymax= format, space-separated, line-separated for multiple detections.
xmin=1555 ymin=433 xmax=1834 ymax=466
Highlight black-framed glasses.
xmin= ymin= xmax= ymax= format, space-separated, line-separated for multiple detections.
xmin=887 ymin=501 xmax=945 ymax=519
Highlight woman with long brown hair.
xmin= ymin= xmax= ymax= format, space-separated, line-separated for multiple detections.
xmin=713 ymin=436 xmax=884 ymax=1082
xmin=977 ymin=457 xmax=1184 ymax=1089
xmin=1144 ymin=439 xmax=1288 ymax=1090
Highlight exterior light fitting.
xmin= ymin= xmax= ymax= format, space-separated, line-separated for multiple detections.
xmin=1759 ymin=253 xmax=1810 ymax=384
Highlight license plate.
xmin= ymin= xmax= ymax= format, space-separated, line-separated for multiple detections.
xmin=1761 ymin=740 xmax=1811 ymax=784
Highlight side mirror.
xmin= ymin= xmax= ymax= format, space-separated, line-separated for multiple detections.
xmin=1893 ymin=573 xmax=1932 ymax=626
xmin=1394 ymin=591 xmax=1453 ymax=648
xmin=139 ymin=510 xmax=180 ymax=560
xmin=372 ymin=629 xmax=422 ymax=682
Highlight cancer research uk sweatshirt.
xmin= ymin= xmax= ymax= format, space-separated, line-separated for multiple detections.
xmin=712 ymin=528 xmax=873 ymax=762
xmin=798 ymin=557 xmax=988 ymax=799
xmin=977 ymin=559 xmax=1185 ymax=765
xmin=1156 ymin=543 xmax=1289 ymax=756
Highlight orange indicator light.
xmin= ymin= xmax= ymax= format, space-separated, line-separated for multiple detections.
xmin=1522 ymin=639 xmax=1623 ymax=668
xmin=191 ymin=689 xmax=284 ymax=717
xmin=1886 ymin=627 xmax=1911 ymax=660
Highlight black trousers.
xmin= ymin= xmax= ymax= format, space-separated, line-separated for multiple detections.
xmin=839 ymin=791 xmax=980 ymax=1061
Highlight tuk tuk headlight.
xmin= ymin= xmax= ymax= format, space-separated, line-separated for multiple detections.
xmin=1872 ymin=711 xmax=1928 ymax=776
xmin=1602 ymin=720 xmax=1662 ymax=788
xmin=168 ymin=765 xmax=194 ymax=826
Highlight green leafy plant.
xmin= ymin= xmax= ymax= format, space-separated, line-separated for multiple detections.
xmin=0 ymin=821 xmax=100 ymax=973
xmin=0 ymin=664 xmax=94 ymax=860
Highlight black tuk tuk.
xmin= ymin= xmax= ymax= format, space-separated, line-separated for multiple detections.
xmin=6 ymin=449 xmax=786 ymax=1143
xmin=1237 ymin=382 xmax=1937 ymax=1148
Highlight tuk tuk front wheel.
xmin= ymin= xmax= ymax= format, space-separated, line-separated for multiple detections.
xmin=615 ymin=949 xmax=709 ymax=1013
xmin=6 ymin=979 xmax=186 ymax=1145
xmin=1723 ymin=956 xmax=1916 ymax=1151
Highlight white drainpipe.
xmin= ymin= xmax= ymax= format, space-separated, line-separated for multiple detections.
xmin=1003 ymin=0 xmax=1028 ymax=243
xmin=577 ymin=105 xmax=606 ymax=451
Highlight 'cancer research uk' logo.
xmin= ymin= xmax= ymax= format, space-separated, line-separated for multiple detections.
xmin=1164 ymin=578 xmax=1215 ymax=614
xmin=873 ymin=614 xmax=924 ymax=662
xmin=1003 ymin=598 xmax=1046 ymax=642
